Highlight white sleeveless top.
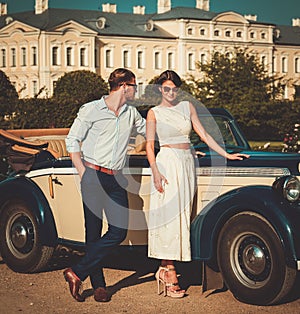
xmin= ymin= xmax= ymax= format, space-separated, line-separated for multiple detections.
xmin=152 ymin=101 xmax=192 ymax=146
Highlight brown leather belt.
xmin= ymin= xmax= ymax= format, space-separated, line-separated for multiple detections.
xmin=84 ymin=161 xmax=118 ymax=175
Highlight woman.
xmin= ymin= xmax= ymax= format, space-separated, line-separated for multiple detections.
xmin=146 ymin=70 xmax=248 ymax=298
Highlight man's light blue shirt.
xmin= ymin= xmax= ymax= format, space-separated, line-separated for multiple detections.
xmin=65 ymin=97 xmax=146 ymax=170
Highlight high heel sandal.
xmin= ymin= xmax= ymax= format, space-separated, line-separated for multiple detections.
xmin=155 ymin=266 xmax=185 ymax=298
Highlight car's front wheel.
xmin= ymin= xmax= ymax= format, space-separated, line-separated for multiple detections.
xmin=0 ymin=200 xmax=54 ymax=273
xmin=217 ymin=212 xmax=296 ymax=305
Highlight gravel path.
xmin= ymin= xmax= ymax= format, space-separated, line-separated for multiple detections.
xmin=1 ymin=248 xmax=300 ymax=314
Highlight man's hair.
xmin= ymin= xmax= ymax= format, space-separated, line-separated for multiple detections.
xmin=108 ymin=68 xmax=136 ymax=91
xmin=155 ymin=70 xmax=182 ymax=87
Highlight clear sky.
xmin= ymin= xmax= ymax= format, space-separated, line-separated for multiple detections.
xmin=4 ymin=0 xmax=300 ymax=26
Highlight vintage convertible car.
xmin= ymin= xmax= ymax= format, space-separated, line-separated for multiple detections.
xmin=0 ymin=108 xmax=300 ymax=306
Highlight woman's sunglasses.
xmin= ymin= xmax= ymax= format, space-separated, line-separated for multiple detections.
xmin=162 ymin=86 xmax=179 ymax=93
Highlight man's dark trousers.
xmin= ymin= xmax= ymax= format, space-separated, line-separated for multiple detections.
xmin=72 ymin=167 xmax=128 ymax=289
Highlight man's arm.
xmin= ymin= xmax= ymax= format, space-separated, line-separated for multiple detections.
xmin=69 ymin=152 xmax=86 ymax=179
xmin=134 ymin=109 xmax=146 ymax=136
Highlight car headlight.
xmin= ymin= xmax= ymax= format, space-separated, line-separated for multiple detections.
xmin=272 ymin=175 xmax=300 ymax=202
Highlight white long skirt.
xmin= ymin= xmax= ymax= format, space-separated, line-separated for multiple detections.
xmin=148 ymin=147 xmax=196 ymax=261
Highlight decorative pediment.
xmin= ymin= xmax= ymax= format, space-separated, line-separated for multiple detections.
xmin=52 ymin=20 xmax=97 ymax=35
xmin=0 ymin=20 xmax=39 ymax=35
xmin=212 ymin=11 xmax=249 ymax=25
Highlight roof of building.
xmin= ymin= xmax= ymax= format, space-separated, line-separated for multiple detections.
xmin=0 ymin=6 xmax=299 ymax=45
xmin=275 ymin=24 xmax=300 ymax=45
xmin=0 ymin=8 xmax=175 ymax=39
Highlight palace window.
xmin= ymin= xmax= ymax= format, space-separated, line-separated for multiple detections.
xmin=261 ymin=56 xmax=266 ymax=68
xmin=123 ymin=50 xmax=129 ymax=68
xmin=11 ymin=48 xmax=16 ymax=67
xmin=200 ymin=53 xmax=206 ymax=64
xmin=137 ymin=51 xmax=144 ymax=69
xmin=52 ymin=46 xmax=59 ymax=66
xmin=295 ymin=57 xmax=300 ymax=73
xmin=154 ymin=51 xmax=161 ymax=70
xmin=66 ymin=47 xmax=73 ymax=66
xmin=167 ymin=52 xmax=174 ymax=69
xmin=225 ymin=31 xmax=231 ymax=37
xmin=80 ymin=48 xmax=86 ymax=66
xmin=33 ymin=80 xmax=38 ymax=96
xmin=281 ymin=57 xmax=287 ymax=73
xmin=187 ymin=27 xmax=193 ymax=35
xmin=21 ymin=47 xmax=26 ymax=66
xmin=32 ymin=47 xmax=37 ymax=66
xmin=1 ymin=49 xmax=6 ymax=67
xmin=188 ymin=53 xmax=195 ymax=70
xmin=105 ymin=49 xmax=113 ymax=68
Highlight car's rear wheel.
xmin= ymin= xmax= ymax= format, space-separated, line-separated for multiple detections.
xmin=0 ymin=200 xmax=54 ymax=273
xmin=217 ymin=212 xmax=296 ymax=305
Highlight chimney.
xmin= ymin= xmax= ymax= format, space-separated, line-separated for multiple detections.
xmin=0 ymin=3 xmax=7 ymax=16
xmin=196 ymin=0 xmax=209 ymax=11
xmin=292 ymin=18 xmax=300 ymax=27
xmin=35 ymin=0 xmax=48 ymax=14
xmin=133 ymin=5 xmax=145 ymax=15
xmin=244 ymin=14 xmax=257 ymax=21
xmin=157 ymin=0 xmax=171 ymax=14
xmin=102 ymin=3 xmax=117 ymax=13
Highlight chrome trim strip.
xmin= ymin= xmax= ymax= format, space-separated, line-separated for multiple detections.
xmin=25 ymin=167 xmax=153 ymax=177
xmin=26 ymin=166 xmax=290 ymax=178
xmin=25 ymin=167 xmax=78 ymax=178
xmin=196 ymin=167 xmax=290 ymax=177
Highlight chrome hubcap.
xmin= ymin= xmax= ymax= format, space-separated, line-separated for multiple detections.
xmin=8 ymin=214 xmax=34 ymax=256
xmin=232 ymin=235 xmax=271 ymax=287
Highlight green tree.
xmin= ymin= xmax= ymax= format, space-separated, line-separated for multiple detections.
xmin=192 ymin=49 xmax=281 ymax=106
xmin=0 ymin=70 xmax=18 ymax=102
xmin=52 ymin=70 xmax=109 ymax=127
xmin=0 ymin=70 xmax=19 ymax=129
xmin=9 ymin=98 xmax=58 ymax=129
xmin=53 ymin=70 xmax=108 ymax=105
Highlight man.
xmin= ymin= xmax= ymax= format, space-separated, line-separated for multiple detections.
xmin=63 ymin=68 xmax=145 ymax=302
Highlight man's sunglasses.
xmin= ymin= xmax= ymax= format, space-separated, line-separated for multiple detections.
xmin=162 ymin=86 xmax=179 ymax=93
xmin=126 ymin=83 xmax=138 ymax=90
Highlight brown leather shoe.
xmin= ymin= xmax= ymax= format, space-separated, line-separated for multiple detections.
xmin=63 ymin=268 xmax=85 ymax=302
xmin=94 ymin=287 xmax=110 ymax=302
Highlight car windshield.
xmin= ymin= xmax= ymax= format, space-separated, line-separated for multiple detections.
xmin=191 ymin=114 xmax=249 ymax=152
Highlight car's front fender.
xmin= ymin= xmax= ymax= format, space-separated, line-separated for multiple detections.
xmin=191 ymin=185 xmax=300 ymax=268
xmin=0 ymin=176 xmax=58 ymax=247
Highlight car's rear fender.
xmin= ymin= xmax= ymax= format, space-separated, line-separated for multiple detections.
xmin=191 ymin=185 xmax=300 ymax=269
xmin=0 ymin=176 xmax=58 ymax=247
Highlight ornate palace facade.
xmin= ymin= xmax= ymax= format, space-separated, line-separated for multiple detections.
xmin=0 ymin=0 xmax=299 ymax=99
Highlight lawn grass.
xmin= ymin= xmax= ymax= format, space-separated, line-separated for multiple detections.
xmin=249 ymin=140 xmax=283 ymax=151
